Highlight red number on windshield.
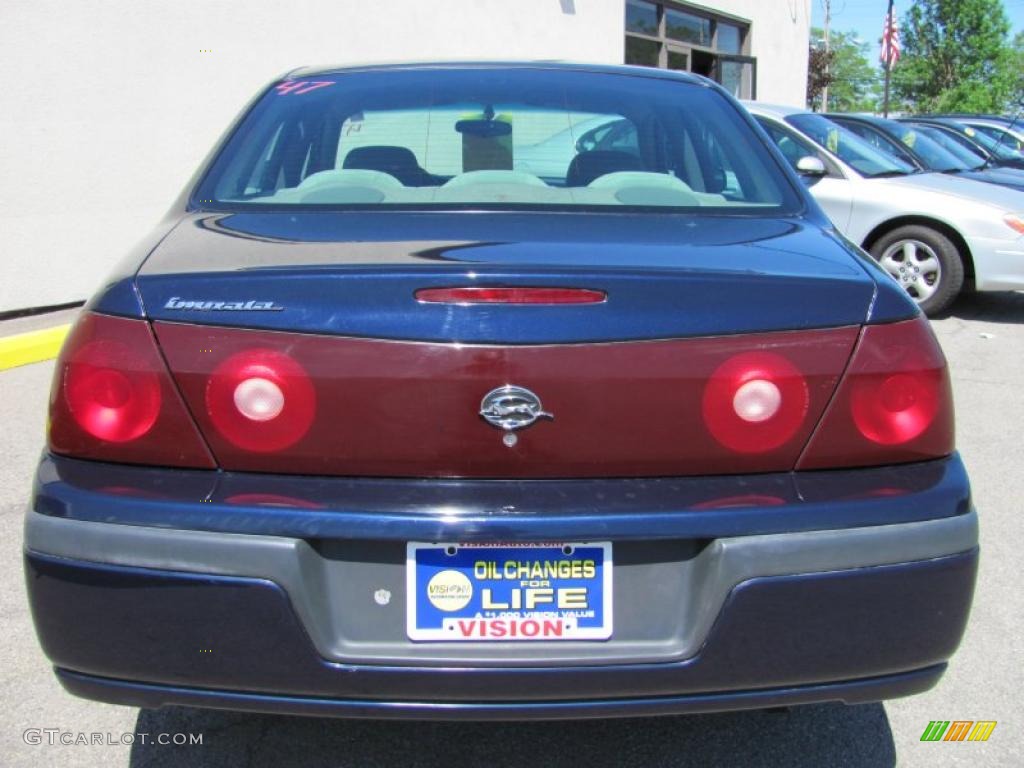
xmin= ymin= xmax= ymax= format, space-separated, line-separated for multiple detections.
xmin=274 ymin=81 xmax=334 ymax=96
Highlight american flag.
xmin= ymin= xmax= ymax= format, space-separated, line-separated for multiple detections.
xmin=880 ymin=1 xmax=901 ymax=69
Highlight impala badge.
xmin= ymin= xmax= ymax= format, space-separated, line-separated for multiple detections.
xmin=479 ymin=386 xmax=554 ymax=432
xmin=163 ymin=297 xmax=284 ymax=312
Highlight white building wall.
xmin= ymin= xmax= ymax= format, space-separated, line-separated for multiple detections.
xmin=0 ymin=0 xmax=623 ymax=312
xmin=694 ymin=0 xmax=811 ymax=106
xmin=0 ymin=1 xmax=809 ymax=312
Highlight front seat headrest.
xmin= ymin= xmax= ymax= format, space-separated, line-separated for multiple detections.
xmin=343 ymin=145 xmax=434 ymax=186
xmin=565 ymin=150 xmax=643 ymax=186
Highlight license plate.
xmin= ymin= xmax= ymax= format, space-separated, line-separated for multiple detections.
xmin=406 ymin=542 xmax=612 ymax=641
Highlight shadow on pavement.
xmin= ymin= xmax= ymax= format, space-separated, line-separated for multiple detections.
xmin=130 ymin=702 xmax=895 ymax=768
xmin=941 ymin=290 xmax=1024 ymax=324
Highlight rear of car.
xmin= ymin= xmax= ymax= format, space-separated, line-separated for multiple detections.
xmin=24 ymin=64 xmax=977 ymax=720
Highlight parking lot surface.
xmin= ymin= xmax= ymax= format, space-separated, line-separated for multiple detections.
xmin=2 ymin=293 xmax=1021 ymax=767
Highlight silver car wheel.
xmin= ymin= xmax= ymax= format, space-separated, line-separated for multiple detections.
xmin=878 ymin=239 xmax=942 ymax=303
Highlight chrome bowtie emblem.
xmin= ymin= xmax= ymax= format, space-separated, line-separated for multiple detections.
xmin=479 ymin=386 xmax=554 ymax=432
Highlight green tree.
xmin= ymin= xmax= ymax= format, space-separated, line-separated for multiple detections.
xmin=1012 ymin=31 xmax=1024 ymax=108
xmin=892 ymin=0 xmax=1015 ymax=113
xmin=806 ymin=28 xmax=880 ymax=112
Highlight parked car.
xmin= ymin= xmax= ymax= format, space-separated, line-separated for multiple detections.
xmin=900 ymin=116 xmax=1024 ymax=170
xmin=827 ymin=112 xmax=1024 ymax=192
xmin=944 ymin=116 xmax=1024 ymax=154
xmin=747 ymin=103 xmax=1024 ymax=314
xmin=899 ymin=119 xmax=1007 ymax=168
xmin=26 ymin=63 xmax=977 ymax=720
xmin=920 ymin=113 xmax=1016 ymax=126
xmin=904 ymin=121 xmax=994 ymax=166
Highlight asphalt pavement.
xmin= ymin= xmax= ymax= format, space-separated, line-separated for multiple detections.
xmin=1 ymin=292 xmax=1021 ymax=767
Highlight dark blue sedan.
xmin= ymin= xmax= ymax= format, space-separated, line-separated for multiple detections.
xmin=25 ymin=63 xmax=977 ymax=720
xmin=828 ymin=112 xmax=1024 ymax=192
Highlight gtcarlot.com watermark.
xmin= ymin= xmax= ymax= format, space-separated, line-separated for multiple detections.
xmin=23 ymin=728 xmax=203 ymax=746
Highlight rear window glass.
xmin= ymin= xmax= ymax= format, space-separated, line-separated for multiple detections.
xmin=195 ymin=67 xmax=800 ymax=213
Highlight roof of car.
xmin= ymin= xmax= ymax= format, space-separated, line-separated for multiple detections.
xmin=921 ymin=113 xmax=1012 ymax=123
xmin=903 ymin=116 xmax=963 ymax=125
xmin=740 ymin=102 xmax=811 ymax=118
xmin=826 ymin=113 xmax=890 ymax=126
xmin=286 ymin=60 xmax=710 ymax=86
xmin=958 ymin=116 xmax=1023 ymax=129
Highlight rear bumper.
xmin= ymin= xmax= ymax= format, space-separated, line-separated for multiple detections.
xmin=25 ymin=505 xmax=978 ymax=667
xmin=25 ymin=522 xmax=977 ymax=718
xmin=24 ymin=453 xmax=978 ymax=718
xmin=56 ymin=665 xmax=947 ymax=721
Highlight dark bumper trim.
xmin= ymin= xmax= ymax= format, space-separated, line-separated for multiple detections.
xmin=56 ymin=665 xmax=945 ymax=721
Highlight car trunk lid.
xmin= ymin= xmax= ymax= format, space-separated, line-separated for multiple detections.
xmin=137 ymin=212 xmax=873 ymax=478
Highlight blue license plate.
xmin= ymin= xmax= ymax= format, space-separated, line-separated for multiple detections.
xmin=406 ymin=542 xmax=612 ymax=641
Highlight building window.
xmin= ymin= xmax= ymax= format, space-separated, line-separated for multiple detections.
xmin=716 ymin=22 xmax=742 ymax=54
xmin=665 ymin=8 xmax=710 ymax=46
xmin=626 ymin=0 xmax=659 ymax=35
xmin=625 ymin=35 xmax=661 ymax=67
xmin=624 ymin=1 xmax=756 ymax=100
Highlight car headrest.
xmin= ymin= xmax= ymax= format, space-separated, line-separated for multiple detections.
xmin=566 ymin=150 xmax=643 ymax=187
xmin=342 ymin=146 xmax=429 ymax=185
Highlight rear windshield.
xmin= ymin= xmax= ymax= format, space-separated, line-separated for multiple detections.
xmin=195 ymin=67 xmax=800 ymax=213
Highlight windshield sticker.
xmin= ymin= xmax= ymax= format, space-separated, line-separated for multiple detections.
xmin=274 ymin=80 xmax=335 ymax=96
xmin=826 ymin=128 xmax=840 ymax=154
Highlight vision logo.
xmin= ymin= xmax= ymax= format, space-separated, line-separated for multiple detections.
xmin=920 ymin=720 xmax=997 ymax=742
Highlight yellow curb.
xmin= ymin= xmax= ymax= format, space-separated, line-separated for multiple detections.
xmin=0 ymin=324 xmax=71 ymax=371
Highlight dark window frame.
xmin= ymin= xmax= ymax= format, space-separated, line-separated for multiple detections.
xmin=624 ymin=1 xmax=755 ymax=98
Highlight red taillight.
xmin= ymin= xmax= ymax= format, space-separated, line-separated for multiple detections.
xmin=49 ymin=313 xmax=215 ymax=468
xmin=64 ymin=339 xmax=161 ymax=442
xmin=205 ymin=349 xmax=316 ymax=452
xmin=415 ymin=287 xmax=607 ymax=305
xmin=799 ymin=317 xmax=953 ymax=469
xmin=702 ymin=352 xmax=810 ymax=454
xmin=850 ymin=371 xmax=940 ymax=445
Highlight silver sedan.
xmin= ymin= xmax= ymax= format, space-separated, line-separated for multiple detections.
xmin=746 ymin=103 xmax=1024 ymax=315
